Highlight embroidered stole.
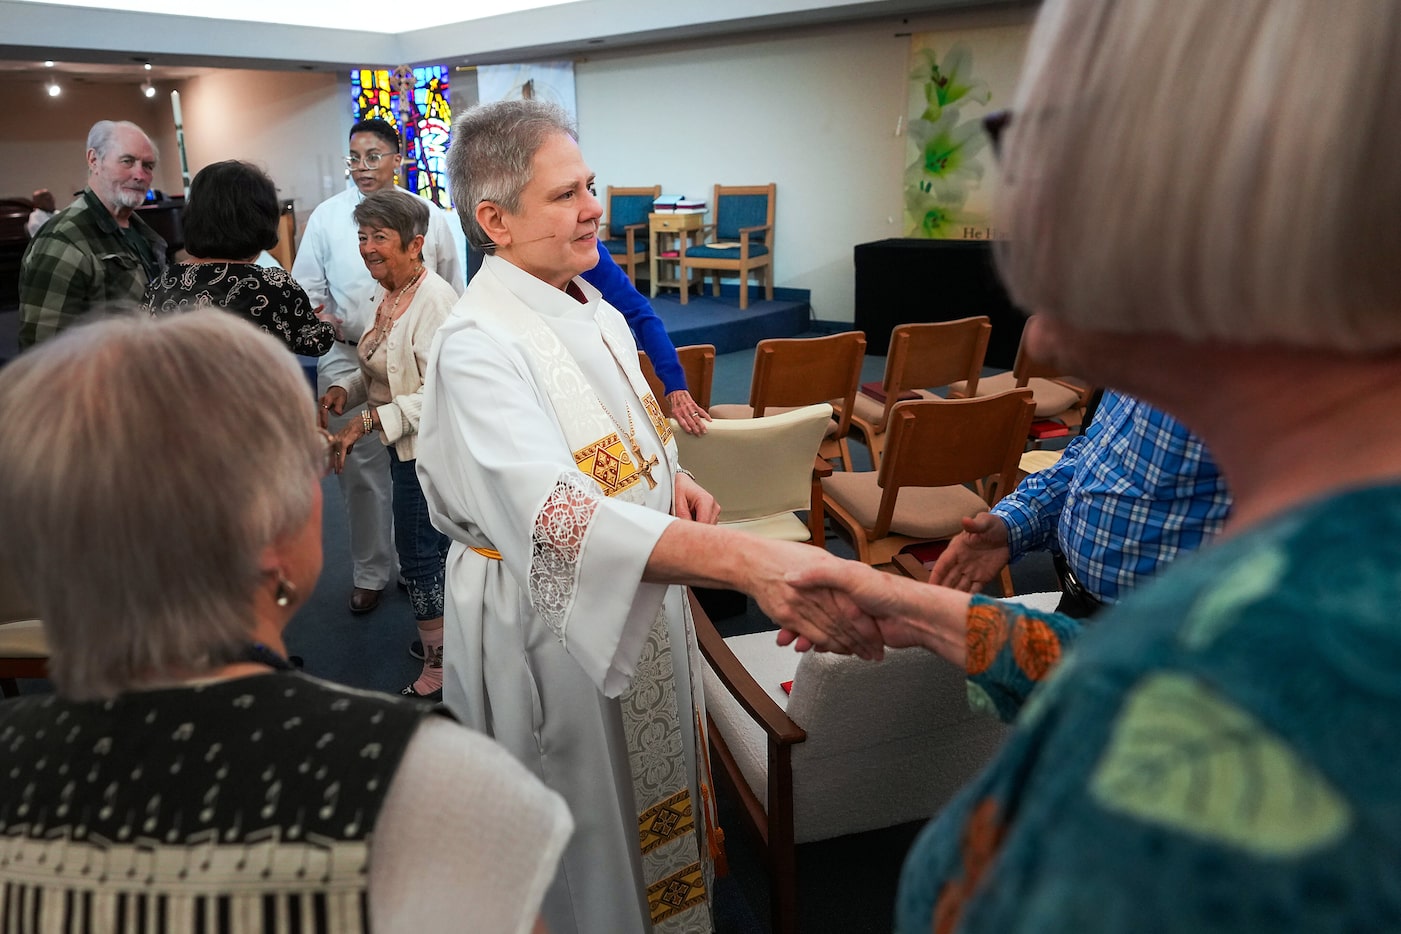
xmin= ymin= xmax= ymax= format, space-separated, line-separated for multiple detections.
xmin=469 ymin=269 xmax=714 ymax=933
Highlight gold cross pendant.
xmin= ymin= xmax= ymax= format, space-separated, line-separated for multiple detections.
xmin=630 ymin=439 xmax=660 ymax=490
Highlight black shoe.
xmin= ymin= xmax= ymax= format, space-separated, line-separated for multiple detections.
xmin=400 ymin=682 xmax=442 ymax=702
xmin=409 ymin=640 xmax=425 ymax=660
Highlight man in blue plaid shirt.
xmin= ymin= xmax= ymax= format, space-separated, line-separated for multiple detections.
xmin=19 ymin=120 xmax=166 ymax=349
xmin=931 ymin=390 xmax=1230 ymax=616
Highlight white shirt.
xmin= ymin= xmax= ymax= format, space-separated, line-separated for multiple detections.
xmin=291 ymin=186 xmax=466 ymax=340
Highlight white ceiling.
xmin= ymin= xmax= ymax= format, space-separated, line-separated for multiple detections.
xmin=0 ymin=0 xmax=1022 ymax=80
xmin=2 ymin=0 xmax=585 ymax=30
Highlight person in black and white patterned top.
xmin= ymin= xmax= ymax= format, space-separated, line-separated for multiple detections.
xmin=0 ymin=309 xmax=571 ymax=933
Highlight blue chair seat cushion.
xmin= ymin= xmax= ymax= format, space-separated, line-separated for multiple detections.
xmin=685 ymin=243 xmax=770 ymax=260
xmin=603 ymin=237 xmax=646 ymax=256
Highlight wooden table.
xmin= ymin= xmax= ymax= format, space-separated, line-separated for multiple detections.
xmin=649 ymin=212 xmax=706 ymax=298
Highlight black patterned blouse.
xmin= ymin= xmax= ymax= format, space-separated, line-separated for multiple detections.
xmin=143 ymin=262 xmax=335 ymax=357
xmin=0 ymin=672 xmax=430 ymax=932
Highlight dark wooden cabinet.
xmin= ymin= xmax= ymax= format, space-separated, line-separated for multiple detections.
xmin=853 ymin=238 xmax=1026 ymax=369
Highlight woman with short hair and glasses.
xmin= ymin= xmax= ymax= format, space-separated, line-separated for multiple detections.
xmin=0 ymin=309 xmax=570 ymax=932
xmin=789 ymin=0 xmax=1401 ymax=930
xmin=320 ymin=189 xmax=458 ymax=701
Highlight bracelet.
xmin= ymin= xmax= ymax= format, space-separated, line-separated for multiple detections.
xmin=676 ymin=467 xmax=695 ymax=481
xmin=361 ymin=409 xmax=375 ymax=434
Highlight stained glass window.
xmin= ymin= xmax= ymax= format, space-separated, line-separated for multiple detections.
xmin=350 ymin=67 xmax=452 ymax=208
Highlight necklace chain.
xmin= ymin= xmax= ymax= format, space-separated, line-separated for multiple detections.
xmin=597 ymin=398 xmax=660 ymax=490
xmin=362 ymin=263 xmax=425 ymax=356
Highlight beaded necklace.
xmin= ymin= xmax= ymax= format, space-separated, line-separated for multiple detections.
xmin=361 ymin=262 xmax=425 ymax=357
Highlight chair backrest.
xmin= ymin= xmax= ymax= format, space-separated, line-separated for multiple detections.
xmin=872 ymin=390 xmax=1036 ymax=537
xmin=605 ymin=185 xmax=661 ymax=238
xmin=874 ymin=317 xmax=991 ymax=431
xmin=1010 ymin=316 xmax=1090 ymax=394
xmin=639 ymin=343 xmax=716 ymax=416
xmin=784 ymin=645 xmax=1009 ymax=841
xmin=713 ymin=184 xmax=776 ymax=244
xmin=674 ymin=403 xmax=832 ymax=526
xmin=749 ymin=331 xmax=866 ymax=438
xmin=638 ymin=351 xmax=667 ymax=409
xmin=676 ymin=344 xmax=715 ymax=410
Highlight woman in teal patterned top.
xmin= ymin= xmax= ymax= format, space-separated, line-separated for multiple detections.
xmin=787 ymin=0 xmax=1401 ymax=930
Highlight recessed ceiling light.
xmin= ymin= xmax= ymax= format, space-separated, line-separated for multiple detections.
xmin=144 ymin=62 xmax=153 ymax=71
xmin=43 ymin=60 xmax=54 ymax=67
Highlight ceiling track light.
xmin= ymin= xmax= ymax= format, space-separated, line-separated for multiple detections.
xmin=141 ymin=78 xmax=156 ymax=98
xmin=46 ymin=80 xmax=61 ymax=97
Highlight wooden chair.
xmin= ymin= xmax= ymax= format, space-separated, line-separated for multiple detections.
xmin=601 ymin=185 xmax=660 ymax=286
xmin=709 ymin=331 xmax=866 ymax=471
xmin=822 ymin=390 xmax=1036 ymax=567
xmin=842 ymin=317 xmax=991 ymax=467
xmin=695 ymin=590 xmax=1011 ymax=934
xmin=679 ymin=184 xmax=775 ymax=310
xmin=1 ymin=563 xmax=47 ymax=698
xmin=949 ymin=317 xmax=1094 ymax=446
xmin=673 ymin=403 xmax=833 ymax=544
xmin=639 ymin=343 xmax=716 ymax=416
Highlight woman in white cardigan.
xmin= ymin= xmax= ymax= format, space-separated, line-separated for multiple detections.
xmin=321 ymin=190 xmax=458 ymax=700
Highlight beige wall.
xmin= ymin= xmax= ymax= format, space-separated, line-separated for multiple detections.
xmin=178 ymin=69 xmax=350 ymax=237
xmin=578 ymin=7 xmax=1033 ymax=322
xmin=0 ymin=69 xmax=349 ymax=242
xmin=3 ymin=4 xmax=1031 ymax=321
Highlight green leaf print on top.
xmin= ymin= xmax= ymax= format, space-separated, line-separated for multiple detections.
xmin=1091 ymin=672 xmax=1352 ymax=856
xmin=1180 ymin=546 xmax=1288 ymax=651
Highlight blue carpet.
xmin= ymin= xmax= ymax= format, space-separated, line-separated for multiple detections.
xmin=649 ymin=286 xmax=812 ymax=354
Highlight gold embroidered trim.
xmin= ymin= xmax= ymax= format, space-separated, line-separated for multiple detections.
xmin=572 ymin=432 xmax=641 ymax=496
xmin=641 ymin=392 xmax=674 ymax=445
xmin=647 ymin=861 xmax=707 ymax=925
xmin=638 ymin=788 xmax=695 ymax=855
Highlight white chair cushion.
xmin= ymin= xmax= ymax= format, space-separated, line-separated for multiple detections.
xmin=709 ymin=403 xmax=840 ymax=438
xmin=719 ymin=514 xmax=812 ymax=542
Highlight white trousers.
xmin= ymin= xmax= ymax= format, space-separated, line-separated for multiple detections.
xmin=319 ymin=344 xmax=396 ymax=590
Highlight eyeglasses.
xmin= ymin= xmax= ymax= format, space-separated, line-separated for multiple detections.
xmin=316 ymin=427 xmax=338 ymax=476
xmin=983 ymin=109 xmax=1012 ymax=159
xmin=345 ymin=152 xmax=391 ymax=169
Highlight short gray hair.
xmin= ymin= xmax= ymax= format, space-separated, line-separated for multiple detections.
xmin=0 ymin=309 xmax=321 ymax=700
xmin=994 ymin=0 xmax=1401 ymax=351
xmin=353 ymin=189 xmax=430 ymax=256
xmin=446 ymin=99 xmax=576 ymax=251
xmin=86 ymin=119 xmax=157 ymax=161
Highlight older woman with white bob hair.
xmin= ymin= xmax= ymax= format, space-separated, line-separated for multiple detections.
xmin=415 ymin=99 xmax=881 ymax=934
xmin=0 ymin=310 xmax=570 ymax=933
xmin=785 ymin=0 xmax=1401 ymax=930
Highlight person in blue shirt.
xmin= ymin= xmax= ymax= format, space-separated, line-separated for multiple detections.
xmin=581 ymin=242 xmax=710 ymax=435
xmin=471 ymin=239 xmax=711 ymax=435
xmin=786 ymin=1 xmax=1401 ymax=929
xmin=932 ymin=389 xmax=1230 ymax=616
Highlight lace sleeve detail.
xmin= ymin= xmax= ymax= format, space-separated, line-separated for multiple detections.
xmin=529 ymin=473 xmax=601 ymax=643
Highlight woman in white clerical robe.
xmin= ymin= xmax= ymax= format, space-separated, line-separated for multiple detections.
xmin=415 ymin=100 xmax=885 ymax=934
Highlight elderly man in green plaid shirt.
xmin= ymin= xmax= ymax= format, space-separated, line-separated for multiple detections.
xmin=19 ymin=120 xmax=167 ymax=349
